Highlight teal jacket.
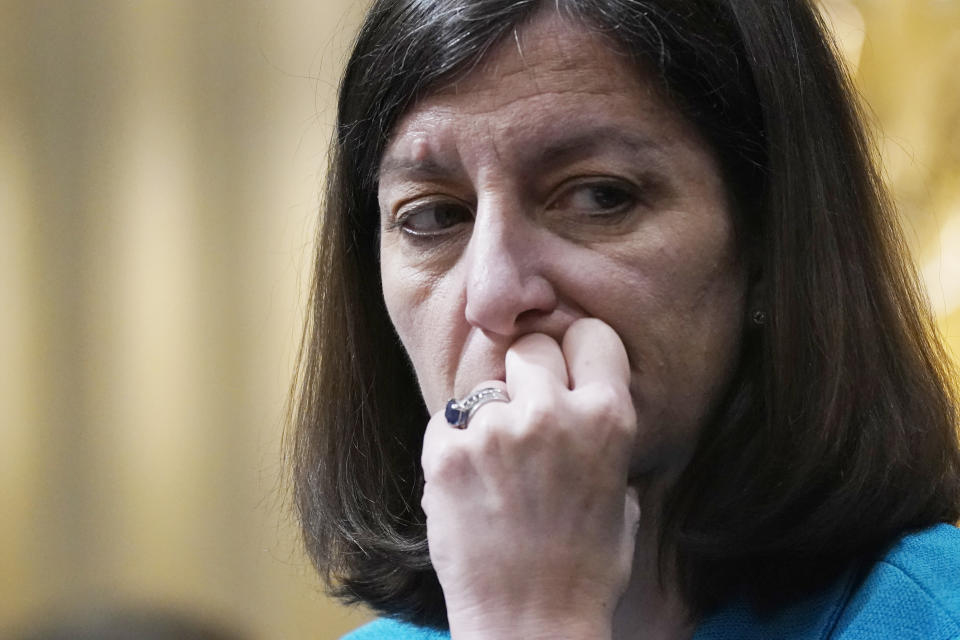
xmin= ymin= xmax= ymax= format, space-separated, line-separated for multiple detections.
xmin=343 ymin=524 xmax=960 ymax=639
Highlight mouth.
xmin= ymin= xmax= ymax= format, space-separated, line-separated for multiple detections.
xmin=451 ymin=380 xmax=506 ymax=404
xmin=452 ymin=362 xmax=507 ymax=400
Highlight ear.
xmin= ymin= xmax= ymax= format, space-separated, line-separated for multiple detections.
xmin=745 ymin=246 xmax=766 ymax=326
xmin=746 ymin=278 xmax=767 ymax=327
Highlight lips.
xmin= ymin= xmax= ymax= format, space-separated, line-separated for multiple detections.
xmin=452 ymin=336 xmax=509 ymax=400
xmin=452 ymin=367 xmax=507 ymax=401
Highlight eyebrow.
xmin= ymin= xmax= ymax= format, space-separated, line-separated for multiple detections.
xmin=530 ymin=127 xmax=663 ymax=172
xmin=378 ymin=154 xmax=453 ymax=182
xmin=377 ymin=126 xmax=665 ymax=182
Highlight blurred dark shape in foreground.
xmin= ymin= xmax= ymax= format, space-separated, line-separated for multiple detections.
xmin=10 ymin=606 xmax=251 ymax=640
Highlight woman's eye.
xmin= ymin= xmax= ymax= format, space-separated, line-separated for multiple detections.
xmin=397 ymin=200 xmax=473 ymax=236
xmin=560 ymin=182 xmax=636 ymax=215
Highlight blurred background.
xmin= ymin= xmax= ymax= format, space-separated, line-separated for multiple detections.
xmin=1 ymin=1 xmax=958 ymax=638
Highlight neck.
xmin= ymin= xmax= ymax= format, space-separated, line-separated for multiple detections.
xmin=612 ymin=486 xmax=696 ymax=640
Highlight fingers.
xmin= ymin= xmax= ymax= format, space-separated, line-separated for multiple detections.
xmin=562 ymin=318 xmax=630 ymax=391
xmin=420 ymin=319 xmax=640 ymax=628
xmin=425 ymin=318 xmax=631 ymax=479
xmin=561 ymin=318 xmax=636 ymax=464
xmin=421 ymin=378 xmax=509 ymax=483
xmin=504 ymin=332 xmax=570 ymax=402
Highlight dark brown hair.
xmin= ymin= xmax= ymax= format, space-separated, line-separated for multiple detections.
xmin=288 ymin=0 xmax=960 ymax=628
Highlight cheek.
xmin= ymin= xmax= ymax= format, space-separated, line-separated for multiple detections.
xmin=668 ymin=254 xmax=745 ymax=376
xmin=381 ymin=253 xmax=427 ymax=367
xmin=590 ymin=213 xmax=747 ymax=399
xmin=597 ymin=246 xmax=745 ymax=473
xmin=380 ymin=255 xmax=412 ymax=342
xmin=652 ymin=269 xmax=746 ymax=429
xmin=381 ymin=243 xmax=439 ymax=340
xmin=381 ymin=256 xmax=461 ymax=410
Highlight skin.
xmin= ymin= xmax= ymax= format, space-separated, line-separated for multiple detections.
xmin=378 ymin=10 xmax=748 ymax=640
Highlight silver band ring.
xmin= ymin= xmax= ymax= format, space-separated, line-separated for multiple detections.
xmin=445 ymin=387 xmax=509 ymax=429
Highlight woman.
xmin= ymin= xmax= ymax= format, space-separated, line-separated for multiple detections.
xmin=288 ymin=0 xmax=960 ymax=638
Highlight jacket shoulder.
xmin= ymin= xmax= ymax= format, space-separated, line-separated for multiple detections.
xmin=833 ymin=524 xmax=960 ymax=639
xmin=340 ymin=618 xmax=450 ymax=640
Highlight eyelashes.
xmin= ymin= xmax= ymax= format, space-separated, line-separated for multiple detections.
xmin=548 ymin=178 xmax=639 ymax=219
xmin=389 ymin=197 xmax=474 ymax=238
xmin=385 ymin=176 xmax=644 ymax=242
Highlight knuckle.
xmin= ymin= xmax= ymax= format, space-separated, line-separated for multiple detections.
xmin=523 ymin=400 xmax=551 ymax=429
xmin=520 ymin=394 xmax=558 ymax=432
xmin=582 ymin=384 xmax=635 ymax=436
xmin=472 ymin=410 xmax=523 ymax=456
xmin=477 ymin=426 xmax=505 ymax=458
xmin=421 ymin=443 xmax=470 ymax=483
xmin=419 ymin=484 xmax=434 ymax=514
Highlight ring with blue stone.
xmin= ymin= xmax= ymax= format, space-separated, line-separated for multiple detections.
xmin=444 ymin=387 xmax=510 ymax=429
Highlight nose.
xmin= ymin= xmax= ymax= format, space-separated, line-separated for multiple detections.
xmin=462 ymin=207 xmax=557 ymax=336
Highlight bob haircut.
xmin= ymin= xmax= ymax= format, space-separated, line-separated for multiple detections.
xmin=289 ymin=0 xmax=960 ymax=628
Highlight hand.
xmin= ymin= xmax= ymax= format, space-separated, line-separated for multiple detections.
xmin=421 ymin=318 xmax=641 ymax=639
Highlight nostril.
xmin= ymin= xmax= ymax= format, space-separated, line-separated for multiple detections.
xmin=515 ymin=308 xmax=552 ymax=327
xmin=512 ymin=308 xmax=575 ymax=345
xmin=464 ymin=276 xmax=559 ymax=337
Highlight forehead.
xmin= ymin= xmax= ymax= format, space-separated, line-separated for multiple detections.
xmin=380 ymin=9 xmax=693 ymax=175
xmin=431 ymin=10 xmax=639 ymax=109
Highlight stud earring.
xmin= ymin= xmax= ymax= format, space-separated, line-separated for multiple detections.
xmin=751 ymin=309 xmax=767 ymax=326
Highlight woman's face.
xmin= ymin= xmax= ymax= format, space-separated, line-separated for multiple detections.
xmin=378 ymin=11 xmax=748 ymax=480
